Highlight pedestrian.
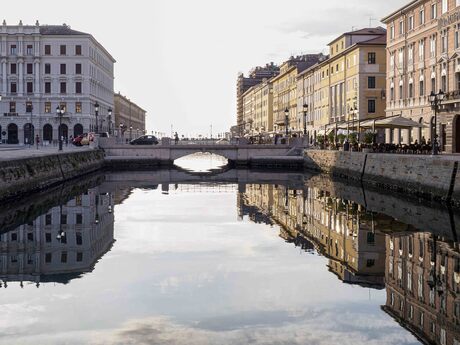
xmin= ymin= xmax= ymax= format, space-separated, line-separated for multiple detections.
xmin=421 ymin=136 xmax=426 ymax=145
xmin=35 ymin=134 xmax=40 ymax=150
xmin=174 ymin=132 xmax=179 ymax=145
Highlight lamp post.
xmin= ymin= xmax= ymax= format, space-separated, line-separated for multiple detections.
xmin=56 ymin=106 xmax=64 ymax=151
xmin=284 ymin=107 xmax=289 ymax=137
xmin=107 ymin=108 xmax=112 ymax=135
xmin=129 ymin=126 xmax=133 ymax=141
xmin=94 ymin=102 xmax=99 ymax=134
xmin=429 ymin=89 xmax=445 ymax=155
xmin=303 ymin=103 xmax=308 ymax=136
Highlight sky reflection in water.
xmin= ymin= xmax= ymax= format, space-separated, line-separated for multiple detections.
xmin=0 ymin=156 xmax=441 ymax=344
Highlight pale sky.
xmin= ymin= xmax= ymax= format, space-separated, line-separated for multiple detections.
xmin=3 ymin=0 xmax=406 ymax=137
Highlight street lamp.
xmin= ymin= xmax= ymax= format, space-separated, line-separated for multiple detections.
xmin=129 ymin=126 xmax=133 ymax=141
xmin=284 ymin=107 xmax=289 ymax=137
xmin=107 ymin=108 xmax=112 ymax=135
xmin=94 ymin=102 xmax=100 ymax=134
xmin=303 ymin=103 xmax=308 ymax=136
xmin=56 ymin=106 xmax=64 ymax=151
xmin=429 ymin=89 xmax=445 ymax=155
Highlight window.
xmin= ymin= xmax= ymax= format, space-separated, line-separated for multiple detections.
xmin=442 ymin=0 xmax=448 ymax=14
xmin=409 ymin=16 xmax=414 ymax=30
xmin=27 ymin=233 xmax=34 ymax=242
xmin=419 ymin=40 xmax=425 ymax=61
xmin=76 ymin=252 xmax=83 ymax=262
xmin=61 ymin=214 xmax=67 ymax=225
xmin=45 ymin=233 xmax=51 ymax=242
xmin=456 ymin=30 xmax=460 ymax=49
xmin=368 ymin=99 xmax=376 ymax=113
xmin=368 ymin=76 xmax=376 ymax=89
xmin=390 ymin=26 xmax=395 ymax=39
xmin=75 ymin=102 xmax=82 ymax=113
xmin=45 ymin=102 xmax=51 ymax=113
xmin=10 ymin=45 xmax=17 ymax=55
xmin=45 ymin=63 xmax=51 ymax=74
xmin=432 ymin=77 xmax=436 ymax=93
xmin=442 ymin=75 xmax=447 ymax=92
xmin=368 ymin=52 xmax=376 ymax=64
xmin=26 ymin=63 xmax=33 ymax=74
xmin=60 ymin=102 xmax=67 ymax=112
xmin=61 ymin=251 xmax=67 ymax=263
xmin=10 ymin=63 xmax=16 ymax=74
xmin=27 ymin=45 xmax=33 ymax=55
xmin=26 ymin=102 xmax=33 ymax=113
xmin=399 ymin=20 xmax=404 ymax=35
xmin=420 ymin=79 xmax=425 ymax=96
xmin=11 ymin=233 xmax=17 ymax=241
xmin=431 ymin=3 xmax=437 ymax=19
xmin=441 ymin=32 xmax=448 ymax=53
xmin=367 ymin=232 xmax=375 ymax=244
xmin=45 ymin=82 xmax=51 ymax=94
xmin=10 ymin=83 xmax=17 ymax=94
xmin=75 ymin=82 xmax=82 ymax=94
xmin=75 ymin=45 xmax=82 ymax=55
xmin=367 ymin=259 xmax=375 ymax=267
xmin=76 ymin=214 xmax=83 ymax=224
xmin=60 ymin=64 xmax=66 ymax=74
xmin=45 ymin=45 xmax=51 ymax=55
xmin=430 ymin=37 xmax=436 ymax=58
xmin=60 ymin=82 xmax=67 ymax=94
xmin=45 ymin=214 xmax=52 ymax=225
xmin=75 ymin=63 xmax=82 ymax=74
xmin=27 ymin=82 xmax=33 ymax=94
xmin=420 ymin=8 xmax=425 ymax=25
xmin=409 ymin=82 xmax=414 ymax=98
xmin=60 ymin=45 xmax=66 ymax=55
xmin=76 ymin=233 xmax=83 ymax=245
xmin=45 ymin=253 xmax=52 ymax=263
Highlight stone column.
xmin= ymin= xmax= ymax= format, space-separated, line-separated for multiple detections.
xmin=18 ymin=59 xmax=23 ymax=96
xmin=1 ymin=59 xmax=6 ymax=97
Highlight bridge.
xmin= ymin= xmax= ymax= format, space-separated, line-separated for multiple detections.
xmin=99 ymin=138 xmax=306 ymax=166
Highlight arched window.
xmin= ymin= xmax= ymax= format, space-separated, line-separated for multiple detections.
xmin=73 ymin=124 xmax=83 ymax=137
xmin=7 ymin=123 xmax=18 ymax=144
xmin=43 ymin=124 xmax=53 ymax=142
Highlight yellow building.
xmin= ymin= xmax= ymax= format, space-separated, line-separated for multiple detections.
xmin=272 ymin=55 xmax=325 ymax=135
xmin=297 ymin=28 xmax=387 ymax=142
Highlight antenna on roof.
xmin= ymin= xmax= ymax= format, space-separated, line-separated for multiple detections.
xmin=369 ymin=16 xmax=376 ymax=27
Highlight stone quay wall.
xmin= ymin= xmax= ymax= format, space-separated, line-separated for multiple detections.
xmin=304 ymin=150 xmax=460 ymax=206
xmin=0 ymin=150 xmax=104 ymax=200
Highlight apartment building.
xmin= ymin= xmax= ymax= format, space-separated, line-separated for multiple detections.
xmin=236 ymin=63 xmax=279 ymax=135
xmin=382 ymin=0 xmax=460 ymax=152
xmin=297 ymin=28 xmax=386 ymax=142
xmin=241 ymin=78 xmax=274 ymax=136
xmin=114 ymin=92 xmax=147 ymax=140
xmin=0 ymin=21 xmax=115 ymax=145
xmin=271 ymin=55 xmax=324 ymax=134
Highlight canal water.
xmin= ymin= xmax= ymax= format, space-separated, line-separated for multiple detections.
xmin=0 ymin=154 xmax=458 ymax=345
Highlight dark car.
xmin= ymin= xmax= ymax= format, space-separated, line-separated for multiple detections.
xmin=130 ymin=135 xmax=159 ymax=145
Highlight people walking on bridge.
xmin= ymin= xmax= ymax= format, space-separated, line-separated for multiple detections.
xmin=174 ymin=132 xmax=179 ymax=145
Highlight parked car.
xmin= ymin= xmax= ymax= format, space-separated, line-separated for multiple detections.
xmin=130 ymin=135 xmax=159 ymax=145
xmin=72 ymin=132 xmax=95 ymax=146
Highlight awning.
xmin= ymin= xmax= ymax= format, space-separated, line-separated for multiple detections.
xmin=359 ymin=116 xmax=426 ymax=129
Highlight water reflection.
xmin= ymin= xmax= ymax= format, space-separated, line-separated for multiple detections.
xmin=0 ymin=182 xmax=115 ymax=287
xmin=0 ymin=168 xmax=458 ymax=344
xmin=238 ymin=182 xmax=460 ymax=345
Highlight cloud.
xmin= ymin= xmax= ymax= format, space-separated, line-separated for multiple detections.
xmin=88 ymin=310 xmax=420 ymax=345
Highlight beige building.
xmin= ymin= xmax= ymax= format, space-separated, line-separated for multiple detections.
xmin=297 ymin=28 xmax=387 ymax=143
xmin=382 ymin=0 xmax=460 ymax=152
xmin=271 ymin=55 xmax=324 ymax=135
xmin=114 ymin=92 xmax=147 ymax=140
xmin=241 ymin=79 xmax=274 ymax=136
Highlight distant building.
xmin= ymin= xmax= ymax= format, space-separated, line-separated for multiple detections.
xmin=242 ymin=78 xmax=274 ymax=136
xmin=0 ymin=21 xmax=115 ymax=145
xmin=114 ymin=92 xmax=147 ymax=140
xmin=271 ymin=54 xmax=325 ymax=134
xmin=236 ymin=63 xmax=279 ymax=135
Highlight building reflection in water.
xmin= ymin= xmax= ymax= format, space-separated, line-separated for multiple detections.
xmin=238 ymin=182 xmax=460 ymax=344
xmin=0 ymin=186 xmax=115 ymax=288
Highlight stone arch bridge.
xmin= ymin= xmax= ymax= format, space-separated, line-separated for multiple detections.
xmin=100 ymin=139 xmax=304 ymax=165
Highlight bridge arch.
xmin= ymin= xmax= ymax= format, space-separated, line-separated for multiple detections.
xmin=170 ymin=148 xmax=238 ymax=162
